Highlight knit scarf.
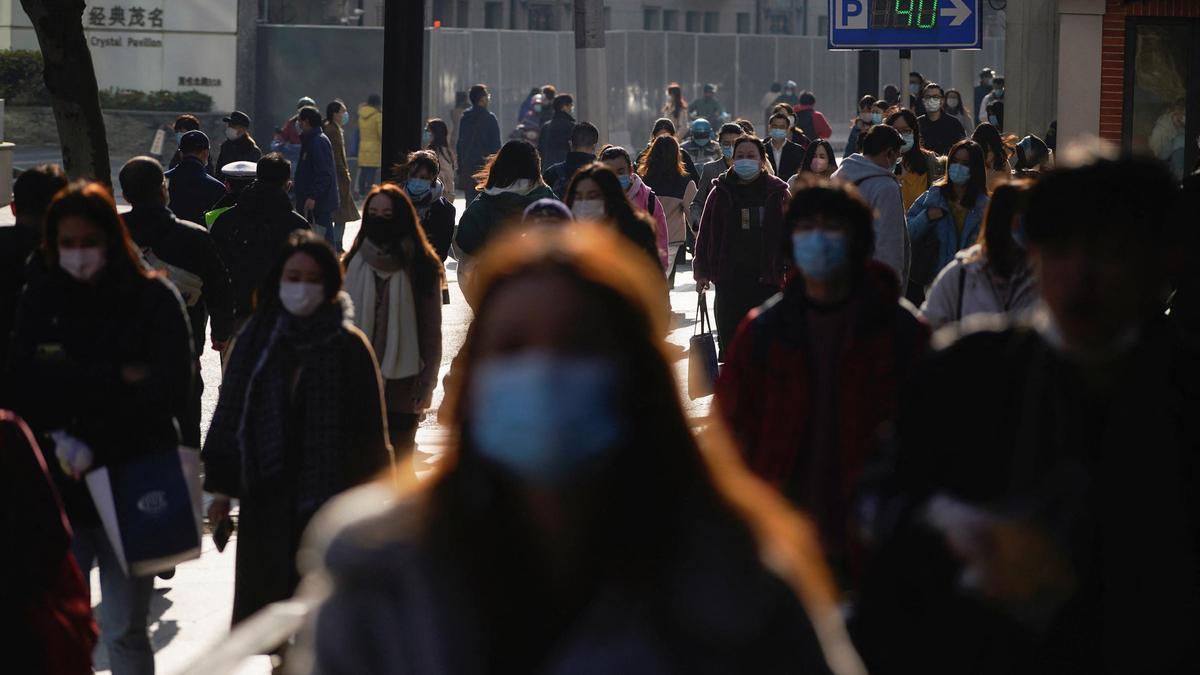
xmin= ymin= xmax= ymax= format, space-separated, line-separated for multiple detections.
xmin=345 ymin=244 xmax=421 ymax=380
xmin=224 ymin=295 xmax=350 ymax=510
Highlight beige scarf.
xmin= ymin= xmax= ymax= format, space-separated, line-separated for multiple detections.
xmin=345 ymin=250 xmax=420 ymax=380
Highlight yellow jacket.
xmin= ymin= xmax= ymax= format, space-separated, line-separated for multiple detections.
xmin=357 ymin=104 xmax=383 ymax=168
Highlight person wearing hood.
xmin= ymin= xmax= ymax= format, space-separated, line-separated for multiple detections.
xmin=357 ymin=94 xmax=384 ymax=196
xmin=210 ymin=153 xmax=311 ymax=329
xmin=906 ymin=139 xmax=991 ymax=284
xmin=774 ymin=80 xmax=800 ymax=106
xmin=600 ymin=145 xmax=670 ymax=272
xmin=395 ymin=150 xmax=456 ymax=262
xmin=343 ymin=184 xmax=444 ymax=452
xmin=766 ymin=112 xmax=807 ymax=183
xmin=7 ymin=183 xmax=194 ymax=675
xmin=694 ymin=136 xmax=791 ymax=356
xmin=831 ymin=125 xmax=910 ymax=289
xmin=916 ymin=82 xmax=966 ymax=156
xmin=715 ymin=179 xmax=929 ymax=587
xmin=537 ymin=94 xmax=576 ymax=169
xmin=203 ymin=231 xmax=392 ymax=628
xmin=455 ymin=140 xmax=556 ymax=306
xmin=793 ymin=91 xmax=833 ymax=142
xmin=920 ymin=180 xmax=1038 ymax=329
xmin=1012 ymin=134 xmax=1052 ymax=176
xmin=516 ymin=86 xmax=541 ymax=124
xmin=543 ymin=121 xmax=599 ymax=198
xmin=215 ymin=110 xmax=261 ymax=173
xmin=120 ymin=156 xmax=234 ymax=447
xmin=682 ymin=118 xmax=724 ymax=166
xmin=164 ymin=130 xmax=229 ymax=227
xmin=456 ymin=84 xmax=503 ymax=208
xmin=323 ymin=99 xmax=362 ymax=254
xmin=853 ymin=153 xmax=1200 ymax=675
xmin=293 ymin=106 xmax=340 ymax=242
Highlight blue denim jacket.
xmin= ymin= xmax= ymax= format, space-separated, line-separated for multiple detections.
xmin=906 ymin=185 xmax=989 ymax=273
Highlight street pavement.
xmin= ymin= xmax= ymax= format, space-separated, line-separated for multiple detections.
xmin=52 ymin=194 xmax=715 ymax=674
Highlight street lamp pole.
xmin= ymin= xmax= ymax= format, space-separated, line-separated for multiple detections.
xmin=574 ymin=0 xmax=608 ymax=142
xmin=381 ymin=0 xmax=425 ymax=182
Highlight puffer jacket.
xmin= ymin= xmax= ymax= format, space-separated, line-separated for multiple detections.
xmin=357 ymin=104 xmax=383 ymax=168
xmin=625 ymin=174 xmax=670 ymax=271
xmin=906 ymin=186 xmax=990 ymax=277
xmin=919 ymin=244 xmax=1039 ymax=329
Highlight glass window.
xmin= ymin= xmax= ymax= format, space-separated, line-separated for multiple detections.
xmin=663 ymin=9 xmax=678 ymax=32
xmin=765 ymin=12 xmax=790 ymax=35
xmin=644 ymin=7 xmax=661 ymax=31
xmin=736 ymin=12 xmax=751 ymax=34
xmin=528 ymin=4 xmax=555 ymax=31
xmin=432 ymin=0 xmax=452 ymax=26
xmin=484 ymin=1 xmax=504 ymax=29
xmin=686 ymin=11 xmax=701 ymax=33
xmin=704 ymin=11 xmax=720 ymax=33
xmin=455 ymin=0 xmax=469 ymax=27
xmin=1127 ymin=22 xmax=1192 ymax=180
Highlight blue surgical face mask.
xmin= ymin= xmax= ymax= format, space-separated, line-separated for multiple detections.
xmin=733 ymin=159 xmax=760 ymax=180
xmin=948 ymin=163 xmax=971 ymax=184
xmin=792 ymin=230 xmax=848 ymax=281
xmin=470 ymin=353 xmax=624 ymax=486
xmin=341 ymin=111 xmax=350 ymax=125
xmin=988 ymin=115 xmax=1000 ymax=127
xmin=769 ymin=128 xmax=787 ymax=141
xmin=422 ymin=130 xmax=433 ymax=146
xmin=900 ymin=133 xmax=915 ymax=153
xmin=871 ymin=112 xmax=883 ymax=125
xmin=407 ymin=177 xmax=432 ymax=196
xmin=618 ymin=174 xmax=631 ymax=190
xmin=175 ymin=132 xmax=184 ymax=144
xmin=694 ymin=134 xmax=711 ymax=146
xmin=721 ymin=145 xmax=734 ymax=159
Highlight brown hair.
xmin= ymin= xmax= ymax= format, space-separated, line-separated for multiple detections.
xmin=345 ymin=183 xmax=445 ymax=296
xmin=976 ymin=178 xmax=1033 ymax=278
xmin=636 ymin=134 xmax=687 ymax=180
xmin=44 ymin=181 xmax=148 ymax=282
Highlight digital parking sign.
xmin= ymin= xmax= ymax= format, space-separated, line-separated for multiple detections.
xmin=829 ymin=0 xmax=982 ymax=50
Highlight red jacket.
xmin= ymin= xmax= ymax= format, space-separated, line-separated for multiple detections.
xmin=693 ymin=171 xmax=791 ymax=286
xmin=714 ymin=264 xmax=929 ymax=576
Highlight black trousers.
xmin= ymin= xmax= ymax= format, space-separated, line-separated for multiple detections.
xmin=714 ymin=278 xmax=778 ymax=360
xmin=387 ymin=412 xmax=420 ymax=453
xmin=181 ymin=360 xmax=202 ymax=448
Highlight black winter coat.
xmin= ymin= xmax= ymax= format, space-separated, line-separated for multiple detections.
xmin=215 ymin=134 xmax=262 ymax=173
xmin=124 ymin=205 xmax=235 ymax=353
xmin=543 ymin=151 xmax=596 ymax=198
xmin=210 ymin=182 xmax=311 ymax=320
xmin=165 ymin=155 xmax=228 ymax=227
xmin=0 ymin=223 xmax=39 ymax=365
xmin=538 ymin=109 xmax=575 ymax=168
xmin=7 ymin=270 xmax=194 ymax=526
xmin=419 ymin=199 xmax=456 ymax=262
xmin=455 ymin=106 xmax=502 ymax=187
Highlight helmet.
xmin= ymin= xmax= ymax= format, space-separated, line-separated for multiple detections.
xmin=296 ymin=96 xmax=316 ymax=109
xmin=703 ymin=83 xmax=716 ymax=93
xmin=980 ymin=67 xmax=995 ymax=78
xmin=785 ymin=80 xmax=797 ymax=90
xmin=691 ymin=118 xmax=712 ymax=137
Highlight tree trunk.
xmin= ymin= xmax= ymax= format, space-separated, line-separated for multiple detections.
xmin=20 ymin=0 xmax=111 ymax=184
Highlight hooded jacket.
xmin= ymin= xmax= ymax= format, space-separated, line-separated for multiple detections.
xmin=919 ymin=244 xmax=1038 ymax=329
xmin=357 ymin=104 xmax=383 ymax=168
xmin=625 ymin=174 xmax=670 ymax=271
xmin=210 ymin=182 xmax=312 ymax=319
xmin=693 ymin=170 xmax=791 ymax=286
xmin=831 ymin=154 xmax=910 ymax=288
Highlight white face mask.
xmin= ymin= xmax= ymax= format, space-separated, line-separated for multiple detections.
xmin=225 ymin=127 xmax=240 ymax=141
xmin=571 ymin=199 xmax=605 ymax=221
xmin=278 ymin=281 xmax=326 ymax=317
xmin=59 ymin=247 xmax=106 ymax=282
xmin=810 ymin=157 xmax=828 ymax=173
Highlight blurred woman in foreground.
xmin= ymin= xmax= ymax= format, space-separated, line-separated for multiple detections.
xmin=294 ymin=225 xmax=865 ymax=675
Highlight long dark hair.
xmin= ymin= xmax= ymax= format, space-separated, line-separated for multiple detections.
xmin=637 ymin=135 xmax=687 ymax=181
xmin=971 ymin=123 xmax=1013 ymax=171
xmin=426 ymin=118 xmax=450 ymax=150
xmin=45 ymin=181 xmax=148 ymax=284
xmin=474 ymin=140 xmax=543 ymax=192
xmin=650 ymin=117 xmax=676 ymax=140
xmin=800 ymin=140 xmax=838 ymax=176
xmin=324 ymin=99 xmax=347 ymax=125
xmin=392 ymin=150 xmax=441 ymax=183
xmin=977 ymin=179 xmax=1033 ymax=278
xmin=344 ymin=183 xmax=444 ymax=295
xmin=936 ymin=139 xmax=988 ymax=209
xmin=886 ymin=109 xmax=930 ymax=176
xmin=564 ymin=163 xmax=649 ymax=228
xmin=421 ymin=224 xmax=851 ymax=668
xmin=943 ymin=88 xmax=966 ymax=116
xmin=256 ymin=230 xmax=344 ymax=313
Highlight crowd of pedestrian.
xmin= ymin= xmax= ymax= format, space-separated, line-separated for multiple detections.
xmin=4 ymin=69 xmax=1198 ymax=675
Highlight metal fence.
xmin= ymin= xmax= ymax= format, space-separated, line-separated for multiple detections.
xmin=254 ymin=25 xmax=1003 ymax=155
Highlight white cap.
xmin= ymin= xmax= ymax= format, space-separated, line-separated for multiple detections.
xmin=221 ymin=161 xmax=257 ymax=178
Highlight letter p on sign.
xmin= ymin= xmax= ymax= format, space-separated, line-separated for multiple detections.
xmin=837 ymin=0 xmax=867 ymax=29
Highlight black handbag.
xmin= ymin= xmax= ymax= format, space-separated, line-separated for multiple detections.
xmin=688 ymin=292 xmax=719 ymax=400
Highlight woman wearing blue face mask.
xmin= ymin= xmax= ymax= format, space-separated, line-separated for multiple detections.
xmin=715 ymin=178 xmax=929 ymax=588
xmin=906 ymin=139 xmax=991 ymax=288
xmin=694 ymin=135 xmax=791 ymax=357
xmin=394 ymin=150 xmax=456 ymax=262
xmin=920 ymin=179 xmax=1038 ymax=329
xmin=844 ymin=95 xmax=878 ymax=159
xmin=423 ymin=118 xmax=457 ymax=196
xmin=322 ymin=99 xmax=361 ymax=254
xmin=600 ymin=145 xmax=670 ymax=272
xmin=563 ymin=163 xmax=662 ymax=271
xmin=203 ymin=230 xmax=391 ymax=628
xmin=294 ymin=224 xmax=865 ymax=675
xmin=343 ymin=183 xmax=445 ymax=452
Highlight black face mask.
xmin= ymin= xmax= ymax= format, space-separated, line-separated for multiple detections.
xmin=362 ymin=214 xmax=402 ymax=249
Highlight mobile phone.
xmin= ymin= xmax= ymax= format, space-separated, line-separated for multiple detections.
xmin=213 ymin=516 xmax=235 ymax=552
